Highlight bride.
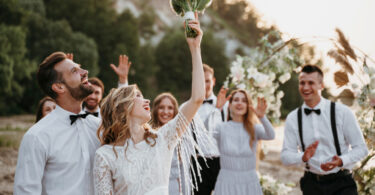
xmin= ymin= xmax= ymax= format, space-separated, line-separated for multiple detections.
xmin=93 ymin=13 xmax=205 ymax=195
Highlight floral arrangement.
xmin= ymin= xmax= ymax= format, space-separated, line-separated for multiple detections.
xmin=224 ymin=31 xmax=303 ymax=123
xmin=259 ymin=173 xmax=294 ymax=195
xmin=328 ymin=28 xmax=375 ymax=195
xmin=169 ymin=0 xmax=213 ymax=37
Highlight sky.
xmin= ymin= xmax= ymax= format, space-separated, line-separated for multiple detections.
xmin=248 ymin=0 xmax=375 ymax=62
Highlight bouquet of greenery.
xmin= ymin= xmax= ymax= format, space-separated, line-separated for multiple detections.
xmin=170 ymin=0 xmax=212 ymax=37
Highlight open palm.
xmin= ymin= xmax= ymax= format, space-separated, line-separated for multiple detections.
xmin=110 ymin=55 xmax=132 ymax=84
xmin=251 ymin=97 xmax=267 ymax=118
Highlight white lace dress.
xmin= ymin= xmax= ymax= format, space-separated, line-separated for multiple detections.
xmin=93 ymin=113 xmax=189 ymax=195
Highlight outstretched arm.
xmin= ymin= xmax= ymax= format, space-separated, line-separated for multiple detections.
xmin=179 ymin=12 xmax=205 ymax=132
xmin=110 ymin=55 xmax=132 ymax=87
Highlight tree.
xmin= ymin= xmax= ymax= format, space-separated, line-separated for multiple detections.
xmin=155 ymin=28 xmax=229 ymax=102
xmin=0 ymin=24 xmax=34 ymax=114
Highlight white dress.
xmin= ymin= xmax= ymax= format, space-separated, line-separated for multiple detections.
xmin=93 ymin=113 xmax=189 ymax=195
xmin=169 ymin=149 xmax=190 ymax=195
xmin=213 ymin=117 xmax=275 ymax=195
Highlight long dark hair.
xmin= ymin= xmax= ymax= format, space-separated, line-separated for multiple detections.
xmin=35 ymin=96 xmax=55 ymax=122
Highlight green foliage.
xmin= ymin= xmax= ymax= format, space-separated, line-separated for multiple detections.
xmin=0 ymin=24 xmax=35 ymax=115
xmin=201 ymin=30 xmax=229 ymax=92
xmin=155 ymin=28 xmax=228 ymax=102
xmin=19 ymin=0 xmax=46 ymax=16
xmin=0 ymin=0 xmax=23 ymax=25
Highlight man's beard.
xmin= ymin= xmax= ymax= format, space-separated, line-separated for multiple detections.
xmin=66 ymin=83 xmax=94 ymax=101
xmin=84 ymin=98 xmax=99 ymax=110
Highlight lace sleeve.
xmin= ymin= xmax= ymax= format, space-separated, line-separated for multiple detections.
xmin=93 ymin=151 xmax=114 ymax=195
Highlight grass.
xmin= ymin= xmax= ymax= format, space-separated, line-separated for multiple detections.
xmin=0 ymin=126 xmax=27 ymax=148
xmin=0 ymin=125 xmax=26 ymax=132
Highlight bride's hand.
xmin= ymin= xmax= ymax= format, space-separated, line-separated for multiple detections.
xmin=185 ymin=12 xmax=202 ymax=49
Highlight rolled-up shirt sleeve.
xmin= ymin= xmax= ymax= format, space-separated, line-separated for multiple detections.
xmin=14 ymin=133 xmax=47 ymax=194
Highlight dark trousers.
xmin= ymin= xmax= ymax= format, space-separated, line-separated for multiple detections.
xmin=300 ymin=170 xmax=358 ymax=195
xmin=191 ymin=156 xmax=220 ymax=195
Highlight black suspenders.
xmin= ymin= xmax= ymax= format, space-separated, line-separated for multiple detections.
xmin=297 ymin=102 xmax=341 ymax=169
xmin=330 ymin=102 xmax=341 ymax=156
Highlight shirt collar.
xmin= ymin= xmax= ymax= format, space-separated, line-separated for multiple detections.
xmin=83 ymin=106 xmax=100 ymax=113
xmin=302 ymin=97 xmax=327 ymax=110
xmin=54 ymin=105 xmax=85 ymax=122
xmin=205 ymin=93 xmax=217 ymax=101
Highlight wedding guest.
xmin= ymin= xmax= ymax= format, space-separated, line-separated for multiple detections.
xmin=14 ymin=52 xmax=101 ymax=194
xmin=281 ymin=65 xmax=368 ymax=195
xmin=211 ymin=89 xmax=275 ymax=195
xmin=81 ymin=54 xmax=131 ymax=118
xmin=83 ymin=77 xmax=104 ymax=117
xmin=190 ymin=63 xmax=228 ymax=195
xmin=93 ymin=13 xmax=205 ymax=194
xmin=35 ymin=96 xmax=56 ymax=122
xmin=151 ymin=93 xmax=190 ymax=195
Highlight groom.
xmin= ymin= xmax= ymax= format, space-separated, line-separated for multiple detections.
xmin=14 ymin=52 xmax=101 ymax=194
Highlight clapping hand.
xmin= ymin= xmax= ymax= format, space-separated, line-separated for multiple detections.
xmin=321 ymin=155 xmax=343 ymax=171
xmin=250 ymin=97 xmax=267 ymax=118
xmin=110 ymin=55 xmax=132 ymax=84
xmin=302 ymin=141 xmax=319 ymax=162
xmin=216 ymin=86 xmax=231 ymax=109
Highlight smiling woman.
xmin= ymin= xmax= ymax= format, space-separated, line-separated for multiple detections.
xmin=151 ymin=93 xmax=179 ymax=129
xmin=93 ymin=15 xmax=206 ymax=195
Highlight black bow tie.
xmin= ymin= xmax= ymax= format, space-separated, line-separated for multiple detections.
xmin=85 ymin=111 xmax=99 ymax=117
xmin=304 ymin=108 xmax=321 ymax=115
xmin=203 ymin=99 xmax=213 ymax=104
xmin=70 ymin=113 xmax=89 ymax=125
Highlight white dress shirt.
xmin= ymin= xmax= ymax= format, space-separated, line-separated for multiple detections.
xmin=14 ymin=105 xmax=101 ymax=195
xmin=195 ymin=94 xmax=228 ymax=157
xmin=281 ymin=98 xmax=368 ymax=175
xmin=83 ymin=106 xmax=101 ymax=119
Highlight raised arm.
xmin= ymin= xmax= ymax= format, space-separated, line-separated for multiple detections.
xmin=110 ymin=55 xmax=132 ymax=87
xmin=179 ymin=12 xmax=205 ymax=124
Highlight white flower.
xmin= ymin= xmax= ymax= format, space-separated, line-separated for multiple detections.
xmin=253 ymin=72 xmax=269 ymax=88
xmin=223 ymin=80 xmax=229 ymax=88
xmin=246 ymin=67 xmax=258 ymax=79
xmin=368 ymin=66 xmax=375 ymax=75
xmin=269 ymin=72 xmax=276 ymax=83
xmin=237 ymin=83 xmax=246 ymax=89
xmin=277 ymin=91 xmax=284 ymax=99
xmin=231 ymin=65 xmax=245 ymax=83
xmin=279 ymin=72 xmax=291 ymax=84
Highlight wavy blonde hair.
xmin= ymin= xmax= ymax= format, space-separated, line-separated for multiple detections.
xmin=151 ymin=93 xmax=179 ymax=129
xmin=228 ymin=89 xmax=259 ymax=148
xmin=97 ymin=85 xmax=157 ymax=157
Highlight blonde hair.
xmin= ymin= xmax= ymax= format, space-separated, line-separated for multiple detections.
xmin=151 ymin=93 xmax=179 ymax=129
xmin=228 ymin=89 xmax=258 ymax=148
xmin=98 ymin=85 xmax=157 ymax=157
xmin=203 ymin=64 xmax=214 ymax=75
